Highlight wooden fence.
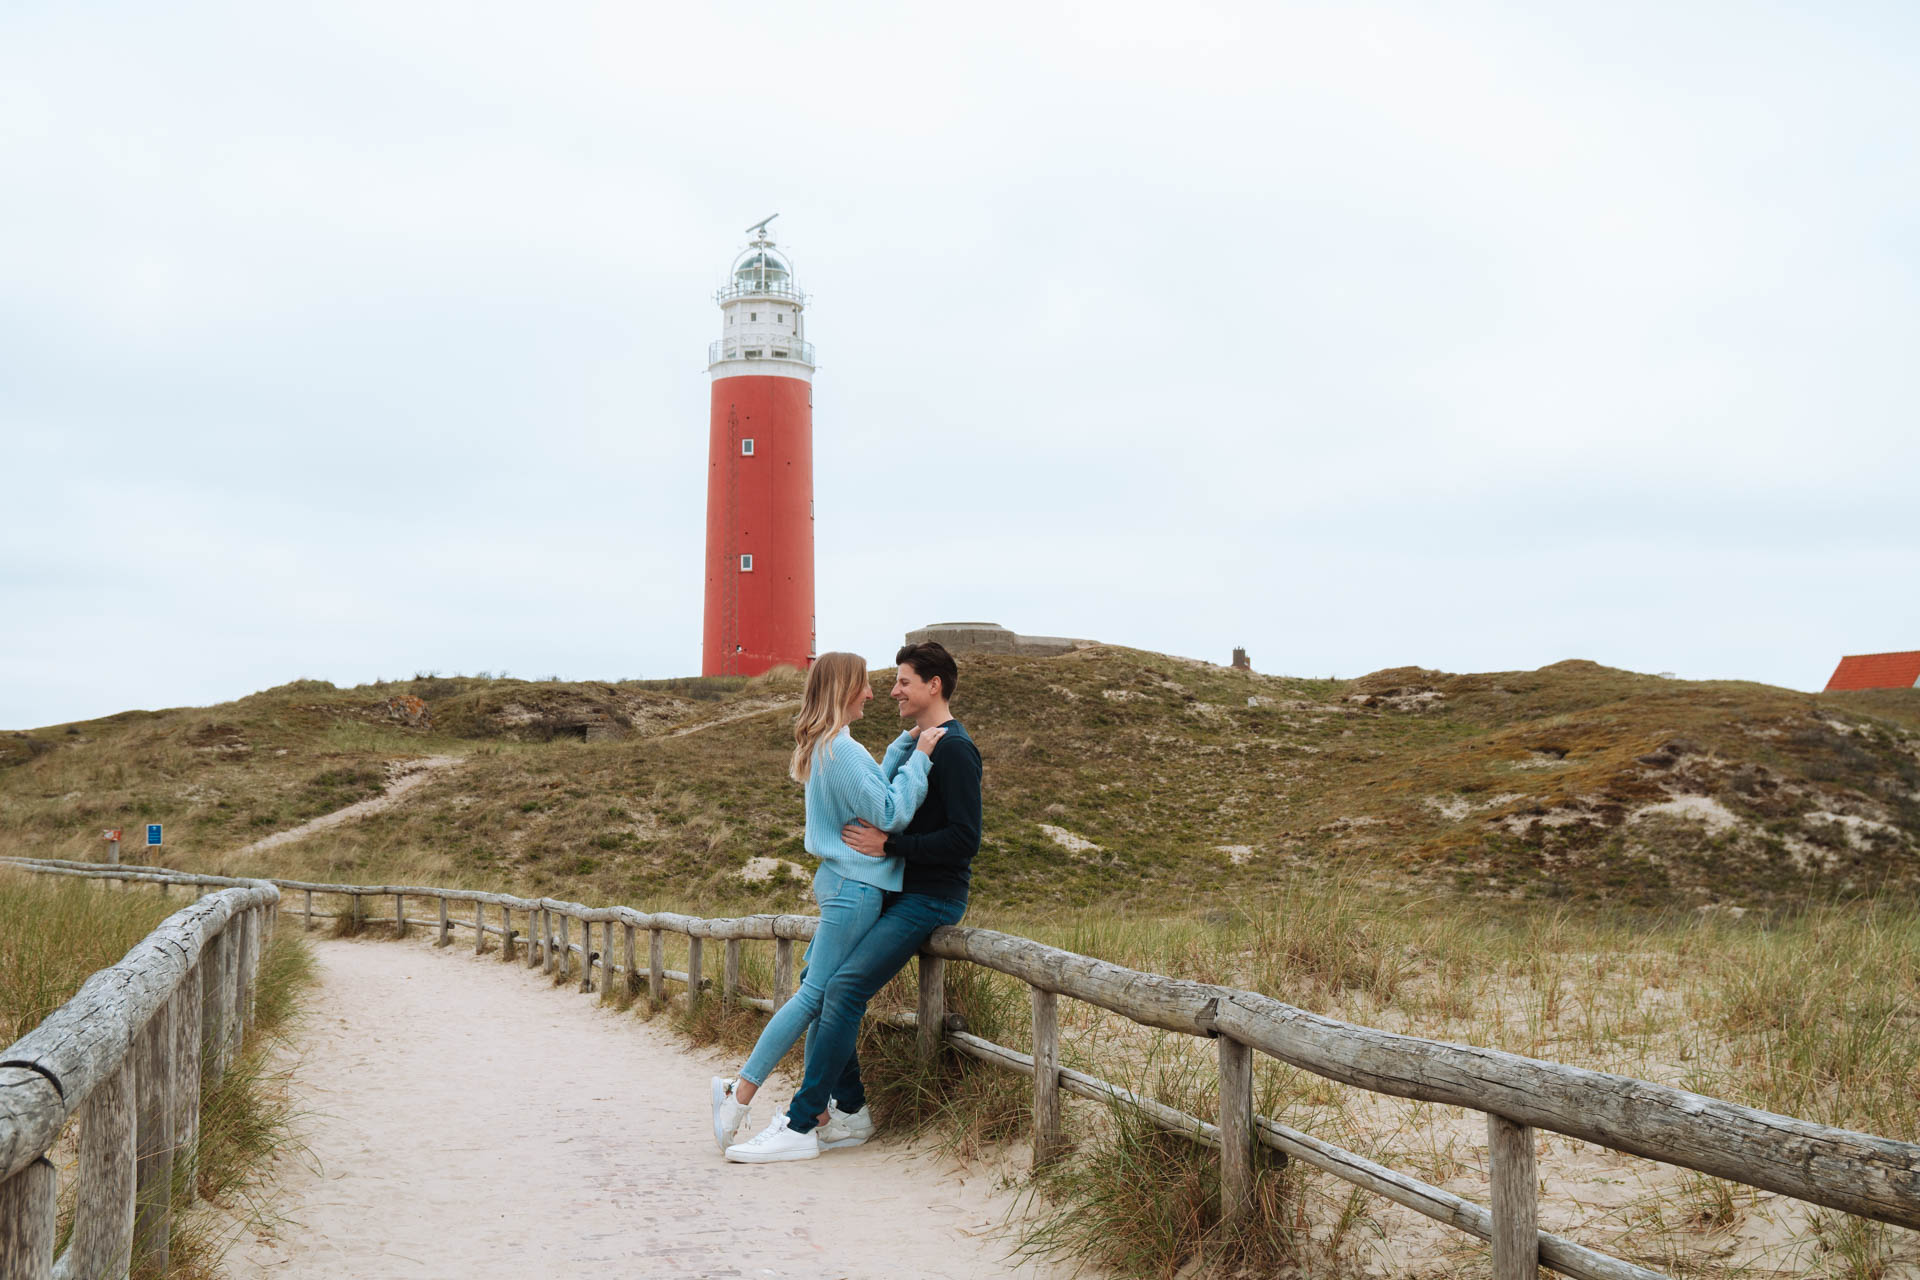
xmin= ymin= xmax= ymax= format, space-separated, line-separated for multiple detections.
xmin=0 ymin=861 xmax=275 ymax=1280
xmin=4 ymin=855 xmax=1918 ymax=1280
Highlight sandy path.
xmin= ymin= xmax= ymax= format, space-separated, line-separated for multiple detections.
xmin=669 ymin=697 xmax=801 ymax=737
xmin=230 ymin=757 xmax=461 ymax=857
xmin=224 ymin=936 xmax=1070 ymax=1279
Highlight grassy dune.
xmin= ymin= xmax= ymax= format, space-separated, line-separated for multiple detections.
xmin=5 ymin=651 xmax=1919 ymax=1273
xmin=3 ymin=649 xmax=1916 ymax=910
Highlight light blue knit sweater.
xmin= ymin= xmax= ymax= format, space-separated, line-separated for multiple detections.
xmin=804 ymin=728 xmax=929 ymax=892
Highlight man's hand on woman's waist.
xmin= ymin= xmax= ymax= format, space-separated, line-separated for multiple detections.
xmin=842 ymin=819 xmax=889 ymax=857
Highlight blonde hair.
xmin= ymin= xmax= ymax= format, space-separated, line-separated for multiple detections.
xmin=790 ymin=653 xmax=871 ymax=783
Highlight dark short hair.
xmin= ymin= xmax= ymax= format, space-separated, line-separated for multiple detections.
xmin=895 ymin=641 xmax=959 ymax=700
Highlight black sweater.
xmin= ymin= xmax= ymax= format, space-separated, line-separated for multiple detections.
xmin=884 ymin=719 xmax=982 ymax=902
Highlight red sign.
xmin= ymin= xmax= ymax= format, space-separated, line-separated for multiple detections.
xmin=103 ymin=829 xmax=122 ymax=841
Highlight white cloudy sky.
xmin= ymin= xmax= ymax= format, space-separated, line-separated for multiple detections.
xmin=4 ymin=1 xmax=1917 ymax=729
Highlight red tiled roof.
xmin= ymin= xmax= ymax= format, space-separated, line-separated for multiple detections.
xmin=1824 ymin=651 xmax=1920 ymax=692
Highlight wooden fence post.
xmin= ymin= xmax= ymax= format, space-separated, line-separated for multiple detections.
xmin=724 ymin=939 xmax=741 ymax=1006
xmin=198 ymin=924 xmax=222 ymax=1090
xmin=589 ymin=922 xmax=605 ymax=1000
xmin=542 ymin=910 xmax=555 ymax=975
xmin=527 ymin=909 xmax=541 ymax=969
xmin=303 ymin=888 xmax=313 ymax=931
xmin=437 ymin=896 xmax=450 ymax=947
xmin=1218 ymin=1034 xmax=1254 ymax=1226
xmin=200 ymin=926 xmax=229 ymax=1088
xmin=173 ymin=962 xmax=204 ymax=1205
xmin=252 ymin=904 xmax=265 ymax=1025
xmin=132 ymin=992 xmax=180 ymax=1274
xmin=649 ymin=929 xmax=665 ymax=1003
xmin=687 ymin=937 xmax=703 ymax=998
xmin=229 ymin=911 xmax=250 ymax=1043
xmin=351 ymin=892 xmax=364 ymax=934
xmin=917 ymin=954 xmax=945 ymax=1065
xmin=241 ymin=907 xmax=260 ymax=1032
xmin=1488 ymin=1113 xmax=1538 ymax=1280
xmin=474 ymin=900 xmax=485 ymax=954
xmin=229 ymin=909 xmax=247 ymax=1041
xmin=500 ymin=905 xmax=514 ymax=961
xmin=223 ymin=913 xmax=244 ymax=1066
xmin=392 ymin=892 xmax=406 ymax=938
xmin=773 ymin=937 xmax=793 ymax=1011
xmin=556 ymin=915 xmax=571 ymax=982
xmin=60 ymin=1060 xmax=134 ymax=1280
xmin=1031 ymin=987 xmax=1064 ymax=1167
xmin=579 ymin=920 xmax=595 ymax=994
xmin=0 ymin=1158 xmax=56 ymax=1280
xmin=624 ymin=924 xmax=639 ymax=995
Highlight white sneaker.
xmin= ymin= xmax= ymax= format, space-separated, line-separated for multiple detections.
xmin=711 ymin=1077 xmax=752 ymax=1154
xmin=725 ymin=1113 xmax=819 ymax=1164
xmin=819 ymin=1102 xmax=873 ymax=1150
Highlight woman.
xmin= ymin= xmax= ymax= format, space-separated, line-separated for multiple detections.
xmin=710 ymin=652 xmax=943 ymax=1152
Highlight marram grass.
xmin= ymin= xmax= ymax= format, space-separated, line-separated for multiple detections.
xmin=0 ymin=870 xmax=315 ymax=1279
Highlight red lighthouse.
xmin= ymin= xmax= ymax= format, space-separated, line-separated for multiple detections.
xmin=702 ymin=216 xmax=816 ymax=676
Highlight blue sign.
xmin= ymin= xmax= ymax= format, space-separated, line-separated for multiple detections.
xmin=146 ymin=824 xmax=162 ymax=847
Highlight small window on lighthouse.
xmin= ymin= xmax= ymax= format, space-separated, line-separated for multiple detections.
xmin=749 ymin=312 xmax=757 ymax=321
xmin=741 ymin=438 xmax=755 ymax=456
xmin=778 ymin=312 xmax=786 ymax=323
xmin=739 ymin=554 xmax=754 ymax=572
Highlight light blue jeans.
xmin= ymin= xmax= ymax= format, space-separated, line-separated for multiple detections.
xmin=785 ymin=890 xmax=969 ymax=1130
xmin=738 ymin=865 xmax=886 ymax=1087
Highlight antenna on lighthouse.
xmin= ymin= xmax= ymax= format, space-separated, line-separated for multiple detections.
xmin=745 ymin=213 xmax=778 ymax=243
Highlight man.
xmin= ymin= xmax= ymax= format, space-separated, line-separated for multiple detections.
xmin=725 ymin=640 xmax=981 ymax=1162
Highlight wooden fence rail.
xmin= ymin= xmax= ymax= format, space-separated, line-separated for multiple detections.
xmin=5 ymin=856 xmax=1917 ymax=1280
xmin=0 ymin=862 xmax=276 ymax=1280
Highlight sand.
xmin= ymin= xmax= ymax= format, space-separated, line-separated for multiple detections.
xmin=220 ymin=934 xmax=1070 ymax=1280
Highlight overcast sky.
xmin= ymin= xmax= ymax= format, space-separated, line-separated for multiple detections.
xmin=4 ymin=1 xmax=1917 ymax=729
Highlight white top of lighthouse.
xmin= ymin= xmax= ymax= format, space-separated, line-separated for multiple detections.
xmin=709 ymin=214 xmax=815 ymax=381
